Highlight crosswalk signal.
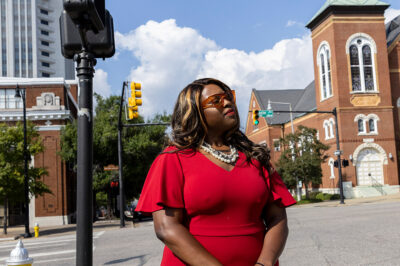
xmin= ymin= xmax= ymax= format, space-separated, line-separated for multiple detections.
xmin=128 ymin=82 xmax=142 ymax=119
xmin=252 ymin=110 xmax=259 ymax=125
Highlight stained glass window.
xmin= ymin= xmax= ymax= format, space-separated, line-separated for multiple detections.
xmin=369 ymin=119 xmax=375 ymax=132
xmin=348 ymin=38 xmax=376 ymax=92
xmin=358 ymin=119 xmax=364 ymax=133
xmin=362 ymin=45 xmax=374 ymax=91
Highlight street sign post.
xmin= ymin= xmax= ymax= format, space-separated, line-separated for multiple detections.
xmin=259 ymin=110 xmax=273 ymax=117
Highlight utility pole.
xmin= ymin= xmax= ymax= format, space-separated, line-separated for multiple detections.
xmin=60 ymin=1 xmax=115 ymax=265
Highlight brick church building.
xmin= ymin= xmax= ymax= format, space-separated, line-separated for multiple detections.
xmin=246 ymin=0 xmax=400 ymax=198
xmin=0 ymin=78 xmax=78 ymax=226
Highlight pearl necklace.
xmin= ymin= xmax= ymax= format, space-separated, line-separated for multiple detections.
xmin=200 ymin=142 xmax=239 ymax=164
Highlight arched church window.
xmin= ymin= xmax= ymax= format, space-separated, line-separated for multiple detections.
xmin=358 ymin=119 xmax=365 ymax=133
xmin=318 ymin=43 xmax=332 ymax=100
xmin=347 ymin=35 xmax=377 ymax=92
xmin=350 ymin=45 xmax=361 ymax=91
xmin=368 ymin=118 xmax=375 ymax=133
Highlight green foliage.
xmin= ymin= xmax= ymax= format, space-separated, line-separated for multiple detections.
xmin=59 ymin=93 xmax=170 ymax=203
xmin=330 ymin=194 xmax=340 ymax=200
xmin=0 ymin=122 xmax=50 ymax=202
xmin=276 ymin=125 xmax=330 ymax=199
xmin=296 ymin=198 xmax=323 ymax=204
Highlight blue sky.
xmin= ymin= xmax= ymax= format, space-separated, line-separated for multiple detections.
xmin=94 ymin=0 xmax=400 ymax=125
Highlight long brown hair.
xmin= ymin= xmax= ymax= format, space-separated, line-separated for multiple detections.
xmin=169 ymin=78 xmax=271 ymax=174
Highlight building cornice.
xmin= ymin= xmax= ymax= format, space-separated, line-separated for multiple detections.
xmin=0 ymin=109 xmax=72 ymax=122
xmin=0 ymin=77 xmax=77 ymax=86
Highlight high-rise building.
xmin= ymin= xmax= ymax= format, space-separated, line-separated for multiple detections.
xmin=0 ymin=0 xmax=74 ymax=79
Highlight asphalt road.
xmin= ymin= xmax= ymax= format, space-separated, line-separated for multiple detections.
xmin=1 ymin=201 xmax=399 ymax=265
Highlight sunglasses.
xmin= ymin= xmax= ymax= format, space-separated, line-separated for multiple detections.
xmin=201 ymin=90 xmax=236 ymax=109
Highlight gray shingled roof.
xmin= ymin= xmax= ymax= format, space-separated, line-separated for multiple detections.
xmin=386 ymin=15 xmax=400 ymax=47
xmin=253 ymin=81 xmax=316 ymax=125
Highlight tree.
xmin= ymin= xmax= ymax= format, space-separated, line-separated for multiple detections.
xmin=59 ymin=93 xmax=169 ymax=218
xmin=0 ymin=122 xmax=50 ymax=234
xmin=276 ymin=125 xmax=330 ymax=199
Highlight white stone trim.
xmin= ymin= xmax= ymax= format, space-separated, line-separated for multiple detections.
xmin=0 ymin=109 xmax=72 ymax=121
xmin=317 ymin=41 xmax=333 ymax=100
xmin=36 ymin=125 xmax=65 ymax=131
xmin=352 ymin=142 xmax=388 ymax=165
xmin=397 ymin=98 xmax=400 ymax=107
xmin=345 ymin=33 xmax=377 ymax=54
xmin=328 ymin=158 xmax=335 ymax=179
xmin=354 ymin=113 xmax=379 ymax=135
xmin=316 ymin=41 xmax=331 ymax=65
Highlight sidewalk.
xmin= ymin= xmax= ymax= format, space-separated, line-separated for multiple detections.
xmin=293 ymin=192 xmax=400 ymax=208
xmin=0 ymin=218 xmax=140 ymax=241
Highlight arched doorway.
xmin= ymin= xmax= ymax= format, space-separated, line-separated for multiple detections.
xmin=356 ymin=148 xmax=384 ymax=185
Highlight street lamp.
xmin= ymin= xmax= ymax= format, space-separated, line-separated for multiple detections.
xmin=267 ymin=99 xmax=301 ymax=201
xmin=14 ymin=86 xmax=32 ymax=238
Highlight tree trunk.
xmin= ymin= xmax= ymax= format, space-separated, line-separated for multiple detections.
xmin=3 ymin=197 xmax=7 ymax=235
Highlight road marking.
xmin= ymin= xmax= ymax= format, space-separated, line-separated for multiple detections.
xmin=0 ymin=249 xmax=75 ymax=261
xmin=0 ymin=233 xmax=102 ymax=250
xmin=94 ymin=230 xmax=105 ymax=237
xmin=0 ymin=238 xmax=75 ymax=249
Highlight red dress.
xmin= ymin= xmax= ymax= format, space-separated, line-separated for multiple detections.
xmin=136 ymin=147 xmax=296 ymax=266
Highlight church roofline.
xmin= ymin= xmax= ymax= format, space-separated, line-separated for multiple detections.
xmin=306 ymin=1 xmax=389 ymax=30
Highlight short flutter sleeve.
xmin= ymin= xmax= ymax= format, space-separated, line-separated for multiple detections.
xmin=266 ymin=169 xmax=297 ymax=208
xmin=135 ymin=147 xmax=184 ymax=214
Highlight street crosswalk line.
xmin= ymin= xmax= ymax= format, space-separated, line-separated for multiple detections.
xmin=0 ymin=249 xmax=75 ymax=261
xmin=0 ymin=230 xmax=105 ymax=250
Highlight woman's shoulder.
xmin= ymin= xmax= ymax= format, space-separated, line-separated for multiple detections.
xmin=158 ymin=146 xmax=197 ymax=159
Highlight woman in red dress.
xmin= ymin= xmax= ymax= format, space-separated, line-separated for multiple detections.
xmin=136 ymin=78 xmax=296 ymax=266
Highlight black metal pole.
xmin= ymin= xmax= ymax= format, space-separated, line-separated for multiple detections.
xmin=75 ymin=51 xmax=96 ymax=266
xmin=22 ymin=91 xmax=31 ymax=238
xmin=333 ymin=108 xmax=345 ymax=204
xmin=118 ymin=82 xmax=126 ymax=227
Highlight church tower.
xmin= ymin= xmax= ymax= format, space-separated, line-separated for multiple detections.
xmin=307 ymin=0 xmax=400 ymax=193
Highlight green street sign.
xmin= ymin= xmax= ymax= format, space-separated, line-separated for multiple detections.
xmin=259 ymin=110 xmax=273 ymax=117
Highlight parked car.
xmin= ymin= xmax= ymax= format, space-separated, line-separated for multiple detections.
xmin=128 ymin=201 xmax=144 ymax=221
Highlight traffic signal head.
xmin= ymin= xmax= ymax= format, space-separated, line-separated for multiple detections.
xmin=252 ymin=110 xmax=259 ymax=125
xmin=334 ymin=160 xmax=339 ymax=168
xmin=128 ymin=82 xmax=142 ymax=119
xmin=342 ymin=159 xmax=349 ymax=168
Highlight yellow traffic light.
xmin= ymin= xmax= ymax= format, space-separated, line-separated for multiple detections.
xmin=128 ymin=82 xmax=142 ymax=119
xmin=252 ymin=110 xmax=259 ymax=125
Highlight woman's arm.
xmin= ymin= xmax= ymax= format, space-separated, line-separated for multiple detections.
xmin=153 ymin=208 xmax=222 ymax=266
xmin=255 ymin=203 xmax=289 ymax=266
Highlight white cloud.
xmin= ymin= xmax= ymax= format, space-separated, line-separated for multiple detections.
xmin=116 ymin=19 xmax=313 ymax=126
xmin=286 ymin=20 xmax=303 ymax=27
xmin=385 ymin=8 xmax=400 ymax=24
xmin=93 ymin=68 xmax=112 ymax=97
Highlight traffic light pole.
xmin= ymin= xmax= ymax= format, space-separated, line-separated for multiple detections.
xmin=261 ymin=108 xmax=345 ymax=204
xmin=117 ymin=82 xmax=127 ymax=228
xmin=333 ymin=108 xmax=345 ymax=204
xmin=75 ymin=50 xmax=96 ymax=266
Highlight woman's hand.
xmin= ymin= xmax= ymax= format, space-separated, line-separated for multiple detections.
xmin=153 ymin=207 xmax=222 ymax=266
xmin=256 ymin=202 xmax=288 ymax=266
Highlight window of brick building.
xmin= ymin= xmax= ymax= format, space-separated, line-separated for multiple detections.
xmin=347 ymin=34 xmax=377 ymax=93
xmin=317 ymin=42 xmax=333 ymax=100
